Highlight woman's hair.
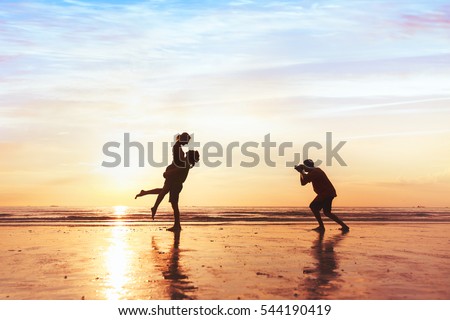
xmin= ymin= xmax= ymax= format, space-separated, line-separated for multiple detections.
xmin=186 ymin=150 xmax=200 ymax=167
xmin=176 ymin=132 xmax=191 ymax=143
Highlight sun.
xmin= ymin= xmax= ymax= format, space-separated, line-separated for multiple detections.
xmin=113 ymin=205 xmax=128 ymax=216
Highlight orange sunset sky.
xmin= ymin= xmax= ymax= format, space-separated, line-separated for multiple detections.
xmin=1 ymin=0 xmax=450 ymax=207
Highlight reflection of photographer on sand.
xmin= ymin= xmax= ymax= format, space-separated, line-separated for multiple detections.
xmin=295 ymin=159 xmax=349 ymax=233
xmin=304 ymin=231 xmax=347 ymax=299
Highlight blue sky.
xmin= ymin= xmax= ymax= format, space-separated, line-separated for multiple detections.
xmin=1 ymin=0 xmax=450 ymax=206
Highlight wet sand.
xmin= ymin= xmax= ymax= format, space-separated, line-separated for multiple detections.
xmin=1 ymin=223 xmax=449 ymax=299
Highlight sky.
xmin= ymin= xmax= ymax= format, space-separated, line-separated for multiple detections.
xmin=1 ymin=0 xmax=450 ymax=207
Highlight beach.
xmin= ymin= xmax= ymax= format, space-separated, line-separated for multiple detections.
xmin=1 ymin=222 xmax=449 ymax=300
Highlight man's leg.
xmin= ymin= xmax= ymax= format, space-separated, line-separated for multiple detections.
xmin=322 ymin=197 xmax=349 ymax=231
xmin=309 ymin=198 xmax=325 ymax=231
xmin=167 ymin=184 xmax=182 ymax=232
xmin=168 ymin=202 xmax=181 ymax=232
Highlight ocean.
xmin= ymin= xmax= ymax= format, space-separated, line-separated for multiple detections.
xmin=1 ymin=206 xmax=450 ymax=226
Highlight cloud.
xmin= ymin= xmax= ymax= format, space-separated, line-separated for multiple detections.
xmin=2 ymin=0 xmax=443 ymax=74
xmin=310 ymin=96 xmax=450 ymax=118
xmin=399 ymin=6 xmax=450 ymax=33
xmin=376 ymin=169 xmax=450 ymax=187
xmin=342 ymin=129 xmax=450 ymax=141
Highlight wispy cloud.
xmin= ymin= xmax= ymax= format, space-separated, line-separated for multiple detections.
xmin=342 ymin=129 xmax=450 ymax=141
xmin=399 ymin=5 xmax=450 ymax=33
xmin=311 ymin=96 xmax=450 ymax=117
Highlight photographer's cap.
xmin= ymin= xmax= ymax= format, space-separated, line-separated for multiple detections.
xmin=303 ymin=159 xmax=315 ymax=168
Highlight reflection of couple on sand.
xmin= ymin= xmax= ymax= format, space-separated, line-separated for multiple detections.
xmin=151 ymin=232 xmax=196 ymax=299
xmin=135 ymin=133 xmax=199 ymax=232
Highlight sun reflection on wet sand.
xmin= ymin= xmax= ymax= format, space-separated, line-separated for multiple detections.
xmin=104 ymin=207 xmax=132 ymax=300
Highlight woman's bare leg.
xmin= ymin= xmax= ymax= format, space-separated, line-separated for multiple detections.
xmin=150 ymin=184 xmax=171 ymax=219
xmin=135 ymin=188 xmax=162 ymax=199
xmin=134 ymin=187 xmax=169 ymax=220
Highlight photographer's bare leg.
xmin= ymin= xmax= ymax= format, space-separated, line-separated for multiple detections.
xmin=323 ymin=198 xmax=349 ymax=232
xmin=323 ymin=209 xmax=349 ymax=231
xmin=309 ymin=201 xmax=325 ymax=232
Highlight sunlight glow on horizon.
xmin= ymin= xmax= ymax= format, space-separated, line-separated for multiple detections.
xmin=113 ymin=205 xmax=128 ymax=216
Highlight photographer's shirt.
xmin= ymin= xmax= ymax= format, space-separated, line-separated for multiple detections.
xmin=302 ymin=168 xmax=337 ymax=199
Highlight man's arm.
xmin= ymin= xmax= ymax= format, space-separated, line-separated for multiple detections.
xmin=295 ymin=165 xmax=310 ymax=186
xmin=300 ymin=171 xmax=309 ymax=186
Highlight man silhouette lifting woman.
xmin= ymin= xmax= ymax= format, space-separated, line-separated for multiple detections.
xmin=135 ymin=132 xmax=199 ymax=232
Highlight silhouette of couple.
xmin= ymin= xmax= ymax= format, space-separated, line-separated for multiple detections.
xmin=136 ymin=132 xmax=349 ymax=233
xmin=135 ymin=132 xmax=199 ymax=232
